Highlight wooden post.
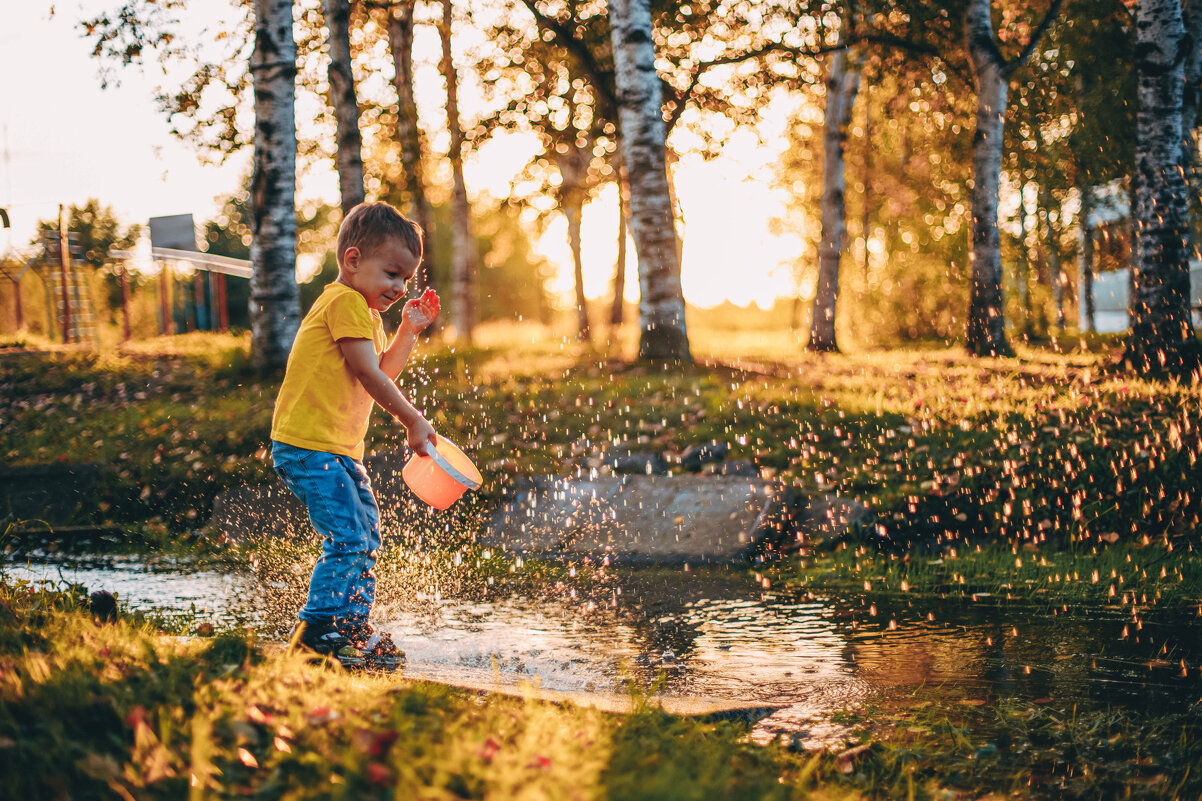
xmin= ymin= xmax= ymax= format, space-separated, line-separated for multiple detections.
xmin=57 ymin=205 xmax=73 ymax=343
xmin=118 ymin=262 xmax=131 ymax=341
xmin=13 ymin=274 xmax=24 ymax=331
xmin=159 ymin=262 xmax=172 ymax=335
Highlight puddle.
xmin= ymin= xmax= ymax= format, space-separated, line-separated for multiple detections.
xmin=5 ymin=554 xmax=1201 ymax=749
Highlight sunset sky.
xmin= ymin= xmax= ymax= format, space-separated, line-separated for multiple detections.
xmin=2 ymin=1 xmax=806 ymax=309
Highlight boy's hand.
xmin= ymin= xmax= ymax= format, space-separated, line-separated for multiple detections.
xmin=401 ymin=288 xmax=440 ymax=334
xmin=406 ymin=414 xmax=437 ymax=456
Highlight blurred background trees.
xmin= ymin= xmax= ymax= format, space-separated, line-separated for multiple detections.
xmin=2 ymin=0 xmax=1196 ymax=375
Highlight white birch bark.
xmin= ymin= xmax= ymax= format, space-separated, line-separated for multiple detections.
xmin=809 ymin=46 xmax=861 ymax=352
xmin=388 ymin=0 xmax=435 ymax=291
xmin=249 ymin=0 xmax=300 ymax=369
xmin=1128 ymin=0 xmax=1199 ymax=373
xmin=324 ymin=0 xmax=364 ymax=217
xmin=608 ymin=0 xmax=690 ymax=361
xmin=963 ymin=0 xmax=1064 ymax=356
xmin=964 ymin=0 xmax=1010 ymax=356
xmin=441 ymin=0 xmax=477 ymax=342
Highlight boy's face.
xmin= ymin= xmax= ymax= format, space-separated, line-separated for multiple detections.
xmin=340 ymin=236 xmax=420 ymax=312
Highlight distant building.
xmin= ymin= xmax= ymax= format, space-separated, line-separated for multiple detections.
xmin=1081 ymin=180 xmax=1202 ymax=333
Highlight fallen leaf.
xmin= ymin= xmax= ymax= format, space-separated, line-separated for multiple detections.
xmin=478 ymin=737 xmax=501 ymax=762
xmin=366 ymin=762 xmax=394 ymax=785
xmin=835 ymin=743 xmax=872 ymax=774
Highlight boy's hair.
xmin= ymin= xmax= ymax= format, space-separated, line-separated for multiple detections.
xmin=335 ymin=202 xmax=423 ymax=268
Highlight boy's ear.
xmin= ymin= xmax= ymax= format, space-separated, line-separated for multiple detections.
xmin=343 ymin=246 xmax=361 ymax=270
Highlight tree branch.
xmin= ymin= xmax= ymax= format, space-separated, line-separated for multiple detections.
xmin=1004 ymin=0 xmax=1068 ymax=76
xmin=516 ymin=0 xmax=618 ymax=119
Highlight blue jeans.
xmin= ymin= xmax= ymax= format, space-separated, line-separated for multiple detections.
xmin=271 ymin=441 xmax=380 ymax=634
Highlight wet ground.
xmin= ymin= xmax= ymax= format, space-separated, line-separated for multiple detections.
xmin=6 ymin=553 xmax=1201 ymax=749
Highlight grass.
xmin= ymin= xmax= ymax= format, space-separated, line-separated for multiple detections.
xmin=2 ymin=580 xmax=1201 ymax=799
xmin=0 ymin=579 xmax=848 ymax=801
xmin=774 ymin=540 xmax=1202 ymax=607
xmin=3 ymin=330 xmax=1200 ymax=552
xmin=5 ymin=330 xmax=1202 ymax=796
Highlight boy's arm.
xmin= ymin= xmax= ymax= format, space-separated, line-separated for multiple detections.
xmin=340 ymin=337 xmax=435 ymax=454
xmin=379 ymin=289 xmax=440 ymax=380
xmin=379 ymin=326 xmax=418 ymax=381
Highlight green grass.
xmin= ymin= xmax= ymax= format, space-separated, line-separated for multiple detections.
xmin=3 ymin=580 xmax=1200 ymax=799
xmin=3 ymin=332 xmax=1201 ymax=565
xmin=0 ymin=580 xmax=842 ymax=801
xmin=774 ymin=541 xmax=1202 ymax=606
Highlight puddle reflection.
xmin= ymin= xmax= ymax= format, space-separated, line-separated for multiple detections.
xmin=5 ymin=555 xmax=1201 ymax=747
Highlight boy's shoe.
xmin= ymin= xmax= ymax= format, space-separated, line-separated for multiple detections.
xmin=289 ymin=620 xmax=365 ymax=669
xmin=346 ymin=624 xmax=405 ymax=673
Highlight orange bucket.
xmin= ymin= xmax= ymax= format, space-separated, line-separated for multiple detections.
xmin=402 ymin=435 xmax=483 ymax=509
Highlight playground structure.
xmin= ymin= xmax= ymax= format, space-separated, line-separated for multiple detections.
xmin=0 ymin=213 xmax=251 ymax=344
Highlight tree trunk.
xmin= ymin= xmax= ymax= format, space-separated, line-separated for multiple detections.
xmin=1040 ymin=188 xmax=1065 ymax=333
xmin=566 ymin=199 xmax=590 ymax=343
xmin=388 ymin=0 xmax=435 ymax=292
xmin=324 ymin=0 xmax=364 ymax=217
xmin=249 ymin=0 xmax=300 ymax=370
xmin=861 ymin=86 xmax=872 ymax=281
xmin=608 ymin=0 xmax=690 ymax=362
xmin=1017 ymin=189 xmax=1031 ymax=337
xmin=440 ymin=0 xmax=477 ymax=342
xmin=1183 ymin=0 xmax=1202 ymax=168
xmin=557 ymin=144 xmax=592 ymax=343
xmin=964 ymin=0 xmax=1012 ymax=357
xmin=1078 ymin=183 xmax=1096 ymax=333
xmin=809 ymin=46 xmax=861 ymax=353
xmin=610 ymin=151 xmax=629 ymax=330
xmin=1127 ymin=0 xmax=1199 ymax=374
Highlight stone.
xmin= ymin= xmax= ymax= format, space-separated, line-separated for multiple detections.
xmin=607 ymin=452 xmax=669 ymax=476
xmin=708 ymin=459 xmax=758 ymax=477
xmin=790 ymin=494 xmax=872 ymax=548
xmin=680 ymin=441 xmax=731 ymax=472
xmin=483 ymin=474 xmax=804 ymax=565
xmin=0 ymin=462 xmax=106 ymax=526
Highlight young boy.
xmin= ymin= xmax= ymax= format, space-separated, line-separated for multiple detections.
xmin=271 ymin=201 xmax=440 ymax=671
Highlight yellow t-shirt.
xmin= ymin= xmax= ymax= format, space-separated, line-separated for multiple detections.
xmin=271 ymin=282 xmax=387 ymax=460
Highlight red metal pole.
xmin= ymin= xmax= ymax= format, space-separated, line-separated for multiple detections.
xmin=217 ymin=272 xmax=229 ymax=332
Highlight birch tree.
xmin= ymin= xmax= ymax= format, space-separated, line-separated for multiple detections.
xmin=440 ymin=0 xmax=477 ymax=342
xmin=1126 ymin=0 xmax=1201 ymax=374
xmin=385 ymin=0 xmax=435 ymax=291
xmin=809 ymin=44 xmax=861 ymax=352
xmin=248 ymin=0 xmax=300 ymax=369
xmin=610 ymin=150 xmax=630 ymax=331
xmin=608 ymin=0 xmax=689 ymax=361
xmin=963 ymin=0 xmax=1065 ymax=357
xmin=324 ymin=0 xmax=365 ymax=216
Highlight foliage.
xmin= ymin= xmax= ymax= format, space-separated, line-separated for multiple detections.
xmin=4 ymin=334 xmax=1201 ymax=552
xmin=773 ymin=65 xmax=974 ymax=348
xmin=32 ymin=200 xmax=144 ymax=322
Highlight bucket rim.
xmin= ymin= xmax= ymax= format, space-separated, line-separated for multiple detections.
xmin=424 ymin=438 xmax=482 ymax=490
